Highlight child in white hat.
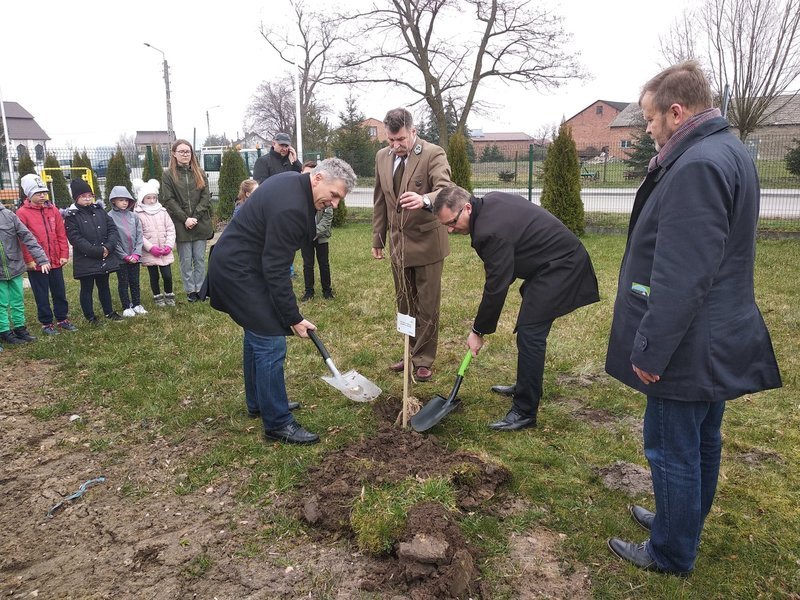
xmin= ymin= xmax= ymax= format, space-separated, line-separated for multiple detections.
xmin=133 ymin=179 xmax=176 ymax=306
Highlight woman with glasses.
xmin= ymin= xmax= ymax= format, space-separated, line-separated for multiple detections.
xmin=162 ymin=139 xmax=212 ymax=302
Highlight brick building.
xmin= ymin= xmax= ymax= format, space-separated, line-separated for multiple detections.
xmin=361 ymin=118 xmax=388 ymax=143
xmin=563 ymin=100 xmax=632 ymax=159
xmin=470 ymin=131 xmax=542 ymax=160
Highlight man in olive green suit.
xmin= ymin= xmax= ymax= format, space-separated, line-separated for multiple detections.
xmin=372 ymin=108 xmax=453 ymax=381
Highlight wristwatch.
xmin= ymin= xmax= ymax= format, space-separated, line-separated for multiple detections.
xmin=421 ymin=195 xmax=431 ymax=209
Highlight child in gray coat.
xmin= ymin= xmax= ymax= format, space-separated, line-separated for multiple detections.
xmin=0 ymin=204 xmax=50 ymax=349
xmin=108 ymin=186 xmax=146 ymax=317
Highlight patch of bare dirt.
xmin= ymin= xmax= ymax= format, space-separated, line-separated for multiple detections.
xmin=552 ymin=397 xmax=619 ymax=429
xmin=490 ymin=530 xmax=592 ymax=599
xmin=734 ymin=448 xmax=785 ymax=466
xmin=593 ymin=461 xmax=653 ymax=496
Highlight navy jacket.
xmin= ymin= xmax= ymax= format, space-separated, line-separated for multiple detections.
xmin=64 ymin=204 xmax=120 ymax=279
xmin=605 ymin=117 xmax=781 ymax=401
xmin=469 ymin=192 xmax=599 ymax=335
xmin=208 ymin=172 xmax=315 ymax=335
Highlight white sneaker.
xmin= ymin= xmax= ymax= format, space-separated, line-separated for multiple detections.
xmin=133 ymin=305 xmax=148 ymax=315
xmin=122 ymin=308 xmax=136 ymax=318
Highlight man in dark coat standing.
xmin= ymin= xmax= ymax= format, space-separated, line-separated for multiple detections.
xmin=433 ymin=186 xmax=599 ymax=431
xmin=605 ymin=61 xmax=781 ymax=576
xmin=207 ymin=158 xmax=357 ymax=444
xmin=252 ymin=132 xmax=302 ymax=184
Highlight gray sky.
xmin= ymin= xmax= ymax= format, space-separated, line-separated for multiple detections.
xmin=2 ymin=0 xmax=696 ymax=148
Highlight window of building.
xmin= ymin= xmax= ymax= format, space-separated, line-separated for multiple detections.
xmin=596 ymin=105 xmax=603 ymax=115
xmin=368 ymin=126 xmax=377 ymax=138
xmin=620 ymin=140 xmax=632 ymax=148
xmin=35 ymin=144 xmax=45 ymax=161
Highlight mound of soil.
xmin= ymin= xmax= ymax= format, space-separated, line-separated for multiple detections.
xmin=297 ymin=417 xmax=510 ymax=598
xmin=594 ymin=461 xmax=652 ymax=496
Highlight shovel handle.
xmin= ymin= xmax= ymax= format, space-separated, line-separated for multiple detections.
xmin=458 ymin=351 xmax=472 ymax=376
xmin=307 ymin=329 xmax=330 ymax=360
xmin=447 ymin=352 xmax=473 ymax=403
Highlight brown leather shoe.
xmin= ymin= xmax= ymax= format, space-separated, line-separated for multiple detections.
xmin=415 ymin=366 xmax=433 ymax=381
xmin=390 ymin=360 xmax=405 ymax=372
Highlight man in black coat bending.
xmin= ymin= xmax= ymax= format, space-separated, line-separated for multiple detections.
xmin=433 ymin=186 xmax=600 ymax=431
xmin=208 ymin=158 xmax=356 ymax=444
xmin=252 ymin=132 xmax=302 ymax=184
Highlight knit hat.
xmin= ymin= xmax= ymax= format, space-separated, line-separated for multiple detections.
xmin=70 ymin=178 xmax=94 ymax=201
xmin=21 ymin=174 xmax=49 ymax=198
xmin=109 ymin=186 xmax=135 ymax=209
xmin=132 ymin=178 xmax=160 ymax=203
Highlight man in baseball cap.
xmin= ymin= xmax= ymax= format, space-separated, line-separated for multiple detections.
xmin=253 ymin=132 xmax=301 ymax=184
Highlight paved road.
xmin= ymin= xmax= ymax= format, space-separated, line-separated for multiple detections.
xmin=345 ymin=187 xmax=800 ymax=219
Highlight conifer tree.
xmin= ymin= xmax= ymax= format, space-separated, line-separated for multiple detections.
xmin=448 ymin=131 xmax=473 ymax=192
xmin=104 ymin=147 xmax=132 ymax=200
xmin=81 ymin=151 xmax=100 ymax=197
xmin=332 ymin=198 xmax=348 ymax=228
xmin=71 ymin=150 xmax=83 ymax=181
xmin=786 ymin=138 xmax=800 ymax=179
xmin=624 ymin=130 xmax=657 ymax=179
xmin=44 ymin=153 xmax=72 ymax=208
xmin=540 ymin=124 xmax=584 ymax=236
xmin=142 ymin=145 xmax=165 ymax=182
xmin=218 ymin=148 xmax=248 ymax=221
xmin=332 ymin=95 xmax=379 ymax=177
xmin=16 ymin=150 xmax=36 ymax=204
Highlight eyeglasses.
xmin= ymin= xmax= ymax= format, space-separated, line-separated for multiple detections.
xmin=443 ymin=205 xmax=465 ymax=227
xmin=175 ymin=149 xmax=192 ymax=155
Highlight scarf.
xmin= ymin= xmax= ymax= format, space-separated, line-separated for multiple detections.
xmin=648 ymin=107 xmax=721 ymax=172
xmin=138 ymin=201 xmax=165 ymax=215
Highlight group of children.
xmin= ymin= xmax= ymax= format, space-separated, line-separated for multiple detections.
xmin=0 ymin=174 xmax=176 ymax=351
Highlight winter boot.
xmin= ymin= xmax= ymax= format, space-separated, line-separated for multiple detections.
xmin=164 ymin=293 xmax=176 ymax=306
xmin=153 ymin=293 xmax=166 ymax=307
xmin=13 ymin=326 xmax=36 ymax=342
xmin=0 ymin=330 xmax=25 ymax=345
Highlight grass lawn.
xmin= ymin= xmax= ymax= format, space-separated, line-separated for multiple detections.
xmin=11 ymin=224 xmax=799 ymax=598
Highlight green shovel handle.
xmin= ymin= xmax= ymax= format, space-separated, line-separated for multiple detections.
xmin=458 ymin=351 xmax=472 ymax=376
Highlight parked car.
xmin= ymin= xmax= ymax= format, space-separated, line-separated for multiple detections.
xmin=94 ymin=159 xmax=110 ymax=177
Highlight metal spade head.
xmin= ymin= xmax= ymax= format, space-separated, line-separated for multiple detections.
xmin=410 ymin=393 xmax=462 ymax=432
xmin=321 ymin=369 xmax=382 ymax=402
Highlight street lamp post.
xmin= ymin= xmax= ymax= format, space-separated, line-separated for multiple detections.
xmin=144 ymin=42 xmax=174 ymax=142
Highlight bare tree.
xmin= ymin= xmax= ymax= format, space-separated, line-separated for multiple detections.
xmin=659 ymin=0 xmax=800 ymax=140
xmin=245 ymin=78 xmax=296 ymax=140
xmin=335 ymin=0 xmax=584 ymax=148
xmin=657 ymin=12 xmax=700 ymax=68
xmin=258 ymin=0 xmax=346 ymax=119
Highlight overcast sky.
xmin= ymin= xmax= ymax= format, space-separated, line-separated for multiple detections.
xmin=2 ymin=0 xmax=697 ymax=149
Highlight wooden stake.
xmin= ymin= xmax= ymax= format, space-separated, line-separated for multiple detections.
xmin=402 ymin=333 xmax=410 ymax=428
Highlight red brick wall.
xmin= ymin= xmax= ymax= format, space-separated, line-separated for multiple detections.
xmin=565 ymin=102 xmax=626 ymax=157
xmin=362 ymin=118 xmax=388 ymax=143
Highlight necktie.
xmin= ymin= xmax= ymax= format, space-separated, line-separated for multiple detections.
xmin=393 ymin=158 xmax=405 ymax=197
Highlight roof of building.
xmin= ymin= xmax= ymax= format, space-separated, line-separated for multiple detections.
xmin=1 ymin=101 xmax=50 ymax=142
xmin=470 ymin=131 xmax=536 ymax=142
xmin=757 ymin=93 xmax=800 ymax=126
xmin=565 ymin=100 xmax=632 ymax=123
xmin=134 ymin=131 xmax=173 ymax=145
xmin=609 ymin=102 xmax=643 ymax=127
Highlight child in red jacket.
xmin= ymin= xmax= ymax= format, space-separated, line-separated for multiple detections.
xmin=17 ymin=174 xmax=78 ymax=334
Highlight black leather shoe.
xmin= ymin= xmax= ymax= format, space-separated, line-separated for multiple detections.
xmin=13 ymin=326 xmax=36 ymax=342
xmin=264 ymin=421 xmax=319 ymax=444
xmin=0 ymin=330 xmax=25 ymax=345
xmin=490 ymin=384 xmax=516 ymax=397
xmin=300 ymin=292 xmax=314 ymax=301
xmin=488 ymin=410 xmax=536 ymax=431
xmin=630 ymin=505 xmax=655 ymax=531
xmin=248 ymin=402 xmax=301 ymax=418
xmin=607 ymin=538 xmax=690 ymax=577
xmin=322 ymin=290 xmax=335 ymax=299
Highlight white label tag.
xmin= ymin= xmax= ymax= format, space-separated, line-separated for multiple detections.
xmin=396 ymin=313 xmax=416 ymax=337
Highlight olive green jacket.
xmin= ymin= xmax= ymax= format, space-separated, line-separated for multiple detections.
xmin=162 ymin=165 xmax=213 ymax=242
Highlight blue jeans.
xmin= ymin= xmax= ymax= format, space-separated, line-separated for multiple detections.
xmin=644 ymin=396 xmax=726 ymax=573
xmin=177 ymin=240 xmax=207 ymax=294
xmin=243 ymin=329 xmax=293 ymax=430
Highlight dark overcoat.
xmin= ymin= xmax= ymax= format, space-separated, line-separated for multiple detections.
xmin=64 ymin=204 xmax=121 ymax=279
xmin=208 ymin=172 xmax=314 ymax=336
xmin=252 ymin=148 xmax=302 ymax=184
xmin=469 ymin=192 xmax=600 ymax=335
xmin=605 ymin=117 xmax=782 ymax=401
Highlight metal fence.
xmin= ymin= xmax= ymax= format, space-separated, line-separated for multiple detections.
xmin=3 ymin=137 xmax=799 ymax=232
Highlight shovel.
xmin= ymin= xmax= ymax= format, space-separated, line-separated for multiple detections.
xmin=410 ymin=351 xmax=472 ymax=432
xmin=308 ymin=330 xmax=382 ymax=402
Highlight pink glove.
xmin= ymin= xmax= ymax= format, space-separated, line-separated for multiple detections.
xmin=163 ymin=246 xmax=172 ymax=255
xmin=149 ymin=246 xmax=162 ymax=257
xmin=123 ymin=254 xmax=133 ymax=262
xmin=131 ymin=254 xmax=140 ymax=263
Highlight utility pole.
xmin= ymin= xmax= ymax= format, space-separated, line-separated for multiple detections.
xmin=144 ymin=43 xmax=174 ymax=142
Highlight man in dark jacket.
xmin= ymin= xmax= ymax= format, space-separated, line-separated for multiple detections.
xmin=605 ymin=61 xmax=781 ymax=576
xmin=433 ymin=186 xmax=599 ymax=431
xmin=252 ymin=132 xmax=302 ymax=184
xmin=207 ymin=158 xmax=356 ymax=445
